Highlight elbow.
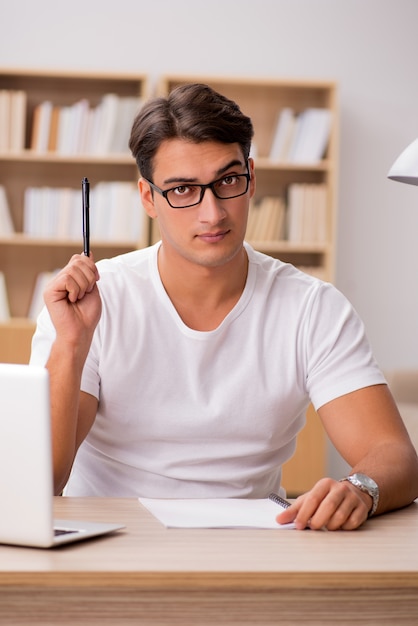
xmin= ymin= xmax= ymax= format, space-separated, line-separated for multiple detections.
xmin=53 ymin=454 xmax=74 ymax=496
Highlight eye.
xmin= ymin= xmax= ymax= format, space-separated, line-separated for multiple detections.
xmin=172 ymin=185 xmax=193 ymax=196
xmin=221 ymin=175 xmax=239 ymax=186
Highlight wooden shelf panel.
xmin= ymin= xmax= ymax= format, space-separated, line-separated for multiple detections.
xmin=0 ymin=234 xmax=143 ymax=248
xmin=255 ymin=157 xmax=332 ymax=171
xmin=0 ymin=151 xmax=137 ymax=165
xmin=0 ymin=318 xmax=35 ymax=364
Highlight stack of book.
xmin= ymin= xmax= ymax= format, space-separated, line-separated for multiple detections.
xmin=30 ymin=93 xmax=143 ymax=155
xmin=269 ymin=107 xmax=332 ymax=163
xmin=246 ymin=184 xmax=328 ymax=245
xmin=286 ymin=183 xmax=328 ymax=243
xmin=23 ymin=182 xmax=145 ymax=243
xmin=246 ymin=196 xmax=286 ymax=242
xmin=0 ymin=89 xmax=27 ymax=152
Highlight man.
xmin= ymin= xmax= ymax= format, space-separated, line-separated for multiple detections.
xmin=31 ymin=83 xmax=418 ymax=530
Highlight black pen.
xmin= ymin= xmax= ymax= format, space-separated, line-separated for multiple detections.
xmin=82 ymin=177 xmax=90 ymax=257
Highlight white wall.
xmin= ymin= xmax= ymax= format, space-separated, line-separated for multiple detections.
xmin=1 ymin=0 xmax=418 ymax=372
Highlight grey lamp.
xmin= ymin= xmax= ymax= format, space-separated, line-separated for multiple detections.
xmin=388 ymin=137 xmax=418 ymax=186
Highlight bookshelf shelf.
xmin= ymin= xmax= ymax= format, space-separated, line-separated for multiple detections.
xmin=0 ymin=234 xmax=141 ymax=249
xmin=0 ymin=151 xmax=137 ymax=165
xmin=255 ymin=157 xmax=332 ymax=171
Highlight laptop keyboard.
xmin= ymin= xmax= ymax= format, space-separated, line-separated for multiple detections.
xmin=54 ymin=528 xmax=78 ymax=536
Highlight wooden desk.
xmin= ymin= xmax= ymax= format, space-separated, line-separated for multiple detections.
xmin=1 ymin=497 xmax=418 ymax=625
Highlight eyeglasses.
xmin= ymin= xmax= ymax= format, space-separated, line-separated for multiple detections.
xmin=145 ymin=168 xmax=251 ymax=209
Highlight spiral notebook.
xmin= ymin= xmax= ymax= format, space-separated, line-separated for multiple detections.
xmin=139 ymin=493 xmax=295 ymax=529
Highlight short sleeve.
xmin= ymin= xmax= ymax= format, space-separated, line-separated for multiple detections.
xmin=305 ymin=283 xmax=385 ymax=410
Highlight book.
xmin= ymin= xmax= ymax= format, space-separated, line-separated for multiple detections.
xmin=56 ymin=99 xmax=90 ymax=155
xmin=265 ymin=196 xmax=286 ymax=241
xmin=30 ymin=100 xmax=53 ymax=152
xmin=0 ymin=90 xmax=11 ymax=152
xmin=9 ymin=90 xmax=27 ymax=151
xmin=93 ymin=93 xmax=120 ymax=154
xmin=0 ymin=271 xmax=10 ymax=321
xmin=109 ymin=96 xmax=143 ymax=153
xmin=252 ymin=196 xmax=274 ymax=241
xmin=48 ymin=106 xmax=60 ymax=152
xmin=0 ymin=185 xmax=14 ymax=236
xmin=245 ymin=199 xmax=258 ymax=241
xmin=269 ymin=108 xmax=296 ymax=162
xmin=286 ymin=184 xmax=304 ymax=241
xmin=286 ymin=183 xmax=328 ymax=242
xmin=287 ymin=108 xmax=331 ymax=163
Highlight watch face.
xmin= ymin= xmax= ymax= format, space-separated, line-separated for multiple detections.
xmin=352 ymin=473 xmax=378 ymax=492
xmin=344 ymin=473 xmax=379 ymax=517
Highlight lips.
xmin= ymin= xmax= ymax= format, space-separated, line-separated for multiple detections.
xmin=196 ymin=230 xmax=230 ymax=242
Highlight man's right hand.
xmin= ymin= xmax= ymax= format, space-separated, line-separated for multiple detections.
xmin=43 ymin=253 xmax=102 ymax=347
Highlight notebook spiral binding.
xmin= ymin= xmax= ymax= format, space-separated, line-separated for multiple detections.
xmin=268 ymin=492 xmax=291 ymax=509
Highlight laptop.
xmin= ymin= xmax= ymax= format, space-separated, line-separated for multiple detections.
xmin=0 ymin=362 xmax=124 ymax=547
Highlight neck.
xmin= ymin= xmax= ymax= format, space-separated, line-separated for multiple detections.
xmin=157 ymin=244 xmax=248 ymax=331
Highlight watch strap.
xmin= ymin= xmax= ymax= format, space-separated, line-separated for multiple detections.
xmin=339 ymin=473 xmax=379 ymax=517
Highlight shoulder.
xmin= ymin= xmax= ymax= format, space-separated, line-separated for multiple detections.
xmin=97 ymin=242 xmax=158 ymax=271
xmin=244 ymin=243 xmax=357 ymax=320
xmin=245 ymin=242 xmax=327 ymax=294
xmin=96 ymin=242 xmax=159 ymax=279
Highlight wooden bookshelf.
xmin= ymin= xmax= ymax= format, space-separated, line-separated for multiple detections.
xmin=0 ymin=70 xmax=337 ymax=495
xmin=0 ymin=68 xmax=149 ymax=360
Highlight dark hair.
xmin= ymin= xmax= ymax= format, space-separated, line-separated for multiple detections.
xmin=129 ymin=83 xmax=254 ymax=180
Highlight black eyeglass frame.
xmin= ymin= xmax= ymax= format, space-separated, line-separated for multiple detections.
xmin=144 ymin=164 xmax=251 ymax=209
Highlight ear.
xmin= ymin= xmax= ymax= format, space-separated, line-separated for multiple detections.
xmin=138 ymin=178 xmax=158 ymax=218
xmin=248 ymin=157 xmax=256 ymax=199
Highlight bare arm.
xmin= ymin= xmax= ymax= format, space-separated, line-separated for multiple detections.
xmin=43 ymin=254 xmax=101 ymax=494
xmin=277 ymin=384 xmax=418 ymax=530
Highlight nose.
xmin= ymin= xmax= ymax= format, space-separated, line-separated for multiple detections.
xmin=197 ymin=187 xmax=226 ymax=223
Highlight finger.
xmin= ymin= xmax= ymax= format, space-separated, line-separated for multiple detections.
xmin=278 ymin=478 xmax=341 ymax=530
xmin=339 ymin=505 xmax=369 ymax=530
xmin=79 ymin=252 xmax=100 ymax=284
xmin=276 ymin=497 xmax=305 ymax=527
xmin=47 ymin=261 xmax=98 ymax=304
xmin=300 ymin=482 xmax=368 ymax=531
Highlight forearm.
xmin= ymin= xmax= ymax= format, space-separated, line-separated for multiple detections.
xmin=40 ymin=255 xmax=102 ymax=493
xmin=46 ymin=338 xmax=88 ymax=495
xmin=350 ymin=440 xmax=418 ymax=515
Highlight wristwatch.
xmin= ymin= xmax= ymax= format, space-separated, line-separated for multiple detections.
xmin=339 ymin=472 xmax=379 ymax=517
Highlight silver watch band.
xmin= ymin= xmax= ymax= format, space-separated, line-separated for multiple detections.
xmin=339 ymin=473 xmax=379 ymax=517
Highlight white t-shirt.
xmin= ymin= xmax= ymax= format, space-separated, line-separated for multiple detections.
xmin=31 ymin=242 xmax=385 ymax=498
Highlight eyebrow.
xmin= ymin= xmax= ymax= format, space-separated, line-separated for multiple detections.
xmin=162 ymin=159 xmax=246 ymax=186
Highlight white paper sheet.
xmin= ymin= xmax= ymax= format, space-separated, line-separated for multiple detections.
xmin=138 ymin=497 xmax=295 ymax=529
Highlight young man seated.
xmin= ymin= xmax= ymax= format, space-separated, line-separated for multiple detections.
xmin=31 ymin=83 xmax=418 ymax=530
